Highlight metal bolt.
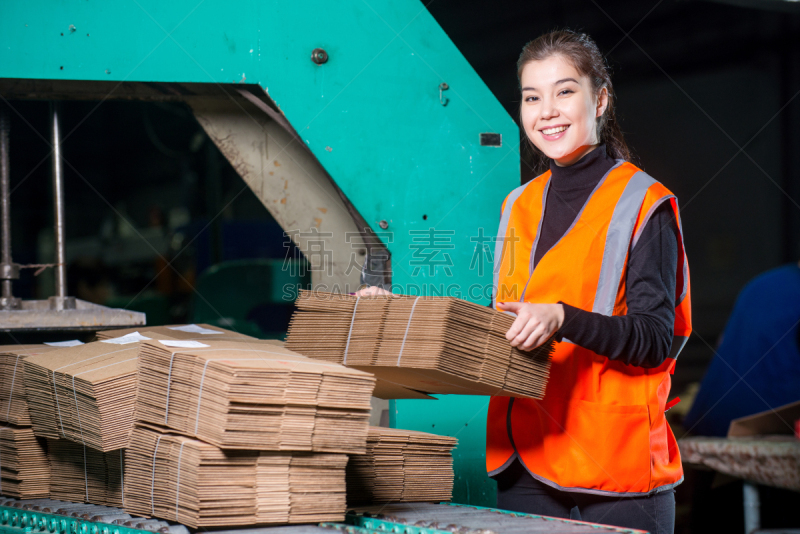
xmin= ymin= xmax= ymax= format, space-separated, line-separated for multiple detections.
xmin=379 ymin=220 xmax=389 ymax=229
xmin=311 ymin=48 xmax=328 ymax=65
xmin=439 ymin=83 xmax=450 ymax=106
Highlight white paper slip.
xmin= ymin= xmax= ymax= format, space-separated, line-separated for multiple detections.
xmin=44 ymin=340 xmax=84 ymax=347
xmin=158 ymin=340 xmax=210 ymax=348
xmin=101 ymin=332 xmax=151 ymax=345
xmin=167 ymin=324 xmax=223 ymax=335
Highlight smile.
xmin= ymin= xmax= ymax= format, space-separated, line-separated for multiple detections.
xmin=541 ymin=125 xmax=568 ymax=135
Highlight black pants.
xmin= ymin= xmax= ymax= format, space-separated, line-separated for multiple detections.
xmin=494 ymin=459 xmax=675 ymax=534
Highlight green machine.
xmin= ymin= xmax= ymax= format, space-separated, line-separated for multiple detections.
xmin=1 ymin=0 xmax=520 ymax=506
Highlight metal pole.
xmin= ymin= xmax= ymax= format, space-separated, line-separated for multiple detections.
xmin=50 ymin=102 xmax=71 ymax=309
xmin=1 ymin=108 xmax=12 ymax=298
xmin=0 ymin=106 xmax=20 ymax=310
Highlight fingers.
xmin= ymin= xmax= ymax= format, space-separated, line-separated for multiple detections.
xmin=355 ymin=286 xmax=391 ymax=297
xmin=505 ymin=312 xmax=528 ymax=341
xmin=497 ymin=301 xmax=520 ymax=313
xmin=512 ymin=320 xmax=540 ymax=348
xmin=504 ymin=303 xmax=555 ymax=350
xmin=511 ymin=315 xmax=547 ymax=349
xmin=507 ymin=309 xmax=540 ymax=346
xmin=521 ymin=326 xmax=548 ymax=351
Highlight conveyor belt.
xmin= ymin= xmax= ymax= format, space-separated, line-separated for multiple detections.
xmin=0 ymin=499 xmax=648 ymax=534
xmin=0 ymin=498 xmax=187 ymax=534
xmin=0 ymin=499 xmax=384 ymax=534
xmin=351 ymin=503 xmax=649 ymax=534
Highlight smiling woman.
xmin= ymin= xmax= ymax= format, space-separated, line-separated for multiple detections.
xmin=488 ymin=31 xmax=692 ymax=534
xmin=354 ymin=29 xmax=692 ymax=534
xmin=516 ymin=32 xmax=630 ymax=173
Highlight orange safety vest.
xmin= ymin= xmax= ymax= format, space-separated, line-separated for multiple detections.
xmin=487 ymin=160 xmax=692 ymax=496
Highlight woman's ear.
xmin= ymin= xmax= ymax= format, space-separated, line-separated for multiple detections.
xmin=596 ymin=86 xmax=609 ymax=118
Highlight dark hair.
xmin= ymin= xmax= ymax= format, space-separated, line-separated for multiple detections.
xmin=517 ymin=30 xmax=631 ymax=174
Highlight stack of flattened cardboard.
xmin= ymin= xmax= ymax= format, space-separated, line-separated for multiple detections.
xmin=21 ymin=334 xmax=163 ymax=505
xmin=22 ymin=336 xmax=153 ymax=451
xmin=286 ymin=290 xmax=554 ymax=399
xmin=284 ymin=292 xmax=361 ymax=363
xmin=0 ymin=424 xmax=50 ymax=499
xmin=47 ymin=438 xmax=124 ymax=506
xmin=346 ymin=427 xmax=457 ymax=504
xmin=96 ymin=324 xmax=256 ymax=342
xmin=124 ymin=424 xmax=348 ymax=528
xmin=135 ymin=339 xmax=375 ymax=453
xmin=0 ymin=345 xmax=58 ymax=426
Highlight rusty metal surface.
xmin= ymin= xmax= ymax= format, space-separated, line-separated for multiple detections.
xmin=680 ymin=436 xmax=800 ymax=491
xmin=0 ymin=299 xmax=145 ymax=331
xmin=189 ymin=95 xmax=369 ymax=294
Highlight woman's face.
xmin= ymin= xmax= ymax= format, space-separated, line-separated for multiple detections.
xmin=520 ymin=54 xmax=608 ymax=167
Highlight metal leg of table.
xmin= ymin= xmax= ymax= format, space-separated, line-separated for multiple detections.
xmin=743 ymin=481 xmax=760 ymax=534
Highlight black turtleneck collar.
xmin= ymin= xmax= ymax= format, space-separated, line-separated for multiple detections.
xmin=548 ymin=144 xmax=616 ymax=192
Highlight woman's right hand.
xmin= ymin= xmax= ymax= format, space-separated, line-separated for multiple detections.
xmin=354 ymin=285 xmax=392 ymax=297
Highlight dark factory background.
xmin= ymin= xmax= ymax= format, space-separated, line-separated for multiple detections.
xmin=3 ymin=1 xmax=800 ymax=531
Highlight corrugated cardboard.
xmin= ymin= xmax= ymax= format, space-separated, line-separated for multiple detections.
xmin=727 ymin=399 xmax=800 ymax=437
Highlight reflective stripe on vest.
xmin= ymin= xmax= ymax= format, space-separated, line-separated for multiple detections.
xmin=592 ymin=171 xmax=656 ymax=316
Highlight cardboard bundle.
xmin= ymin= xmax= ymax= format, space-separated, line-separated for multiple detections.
xmin=0 ymin=424 xmax=50 ymax=499
xmin=124 ymin=424 xmax=348 ymax=528
xmin=346 ymin=427 xmax=457 ymax=504
xmin=286 ymin=290 xmax=554 ymax=399
xmin=488 ymin=313 xmax=552 ymax=396
xmin=284 ymin=292 xmax=361 ymax=362
xmin=0 ymin=345 xmax=58 ymax=426
xmin=135 ymin=339 xmax=375 ymax=453
xmin=96 ymin=324 xmax=256 ymax=342
xmin=46 ymin=439 xmax=124 ymax=506
xmin=22 ymin=337 xmax=152 ymax=451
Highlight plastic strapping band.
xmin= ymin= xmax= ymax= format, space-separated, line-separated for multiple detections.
xmin=0 ymin=355 xmax=22 ymax=494
xmin=52 ymin=370 xmax=67 ymax=438
xmin=51 ymin=348 xmax=133 ymax=439
xmin=70 ymin=358 xmax=136 ymax=452
xmin=81 ymin=444 xmax=88 ymax=502
xmin=0 ymin=426 xmax=4 ymax=495
xmin=5 ymin=355 xmax=20 ymax=421
xmin=72 ymin=375 xmax=89 ymax=501
xmin=191 ymin=353 xmax=313 ymax=436
xmin=0 ymin=355 xmax=17 ymax=496
xmin=175 ymin=442 xmax=186 ymax=522
xmin=150 ymin=435 xmax=163 ymax=515
xmin=194 ymin=360 xmax=214 ymax=435
xmin=120 ymin=449 xmax=124 ymax=505
xmin=343 ymin=296 xmax=360 ymax=365
xmin=397 ymin=297 xmax=420 ymax=366
xmin=164 ymin=352 xmax=177 ymax=426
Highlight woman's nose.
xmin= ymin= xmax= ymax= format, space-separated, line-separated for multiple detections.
xmin=540 ymin=98 xmax=558 ymax=120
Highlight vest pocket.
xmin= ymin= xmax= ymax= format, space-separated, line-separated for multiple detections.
xmin=562 ymin=399 xmax=652 ymax=493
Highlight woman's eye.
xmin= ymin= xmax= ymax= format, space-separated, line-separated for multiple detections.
xmin=525 ymin=96 xmax=539 ymax=102
xmin=559 ymin=89 xmax=573 ymax=96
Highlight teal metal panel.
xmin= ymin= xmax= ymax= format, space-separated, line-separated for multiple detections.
xmin=391 ymin=395 xmax=496 ymax=506
xmin=1 ymin=0 xmax=518 ymax=506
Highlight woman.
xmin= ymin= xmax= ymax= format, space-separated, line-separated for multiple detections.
xmin=359 ymin=30 xmax=690 ymax=534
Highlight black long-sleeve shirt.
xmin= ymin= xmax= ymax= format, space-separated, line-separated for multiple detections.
xmin=515 ymin=146 xmax=678 ymax=368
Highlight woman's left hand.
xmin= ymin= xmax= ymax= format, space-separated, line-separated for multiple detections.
xmin=496 ymin=302 xmax=564 ymax=350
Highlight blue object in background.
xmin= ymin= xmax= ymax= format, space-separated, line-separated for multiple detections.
xmin=684 ymin=264 xmax=800 ymax=437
